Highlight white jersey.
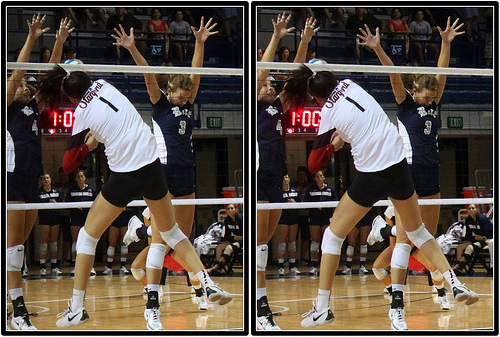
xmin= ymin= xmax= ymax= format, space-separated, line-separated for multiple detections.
xmin=72 ymin=80 xmax=158 ymax=172
xmin=317 ymin=79 xmax=405 ymax=172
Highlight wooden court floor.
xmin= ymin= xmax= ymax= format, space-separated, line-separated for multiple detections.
xmin=264 ymin=268 xmax=494 ymax=331
xmin=9 ymin=270 xmax=244 ymax=331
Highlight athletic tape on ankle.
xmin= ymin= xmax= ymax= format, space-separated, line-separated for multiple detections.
xmin=406 ymin=224 xmax=434 ymax=249
xmin=76 ymin=228 xmax=99 ymax=256
xmin=372 ymin=267 xmax=388 ymax=280
xmin=391 ymin=243 xmax=411 ymax=269
xmin=159 ymin=223 xmax=187 ymax=249
xmin=146 ymin=243 xmax=166 ymax=270
xmin=7 ymin=245 xmax=24 ymax=271
xmin=257 ymin=244 xmax=268 ymax=271
xmin=321 ymin=227 xmax=344 ymax=255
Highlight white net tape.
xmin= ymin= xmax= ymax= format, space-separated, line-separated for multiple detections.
xmin=7 ymin=62 xmax=244 ymax=76
xmin=7 ymin=198 xmax=244 ymax=210
xmin=258 ymin=61 xmax=493 ymax=77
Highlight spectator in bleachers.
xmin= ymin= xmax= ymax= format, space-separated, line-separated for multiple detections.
xmin=409 ymin=9 xmax=439 ymax=64
xmin=214 ymin=7 xmax=239 ymax=42
xmin=345 ymin=7 xmax=381 ymax=62
xmin=274 ymin=45 xmax=292 ymax=81
xmin=257 ymin=47 xmax=263 ymax=61
xmin=39 ymin=46 xmax=52 ymax=63
xmin=387 ymin=8 xmax=410 ymax=61
xmin=306 ymin=47 xmax=316 ymax=62
xmin=147 ymin=8 xmax=170 ymax=62
xmin=107 ymin=7 xmax=146 ymax=59
xmin=455 ymin=8 xmax=479 ymax=43
xmin=169 ymin=9 xmax=194 ymax=64
xmin=63 ymin=48 xmax=83 ymax=64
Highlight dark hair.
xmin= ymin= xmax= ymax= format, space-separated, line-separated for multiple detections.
xmin=297 ymin=166 xmax=307 ymax=173
xmin=150 ymin=7 xmax=163 ymax=19
xmin=39 ymin=46 xmax=52 ymax=62
xmin=391 ymin=8 xmax=404 ymax=20
xmin=38 ymin=65 xmax=92 ymax=110
xmin=278 ymin=45 xmax=291 ymax=62
xmin=282 ymin=64 xmax=338 ymax=108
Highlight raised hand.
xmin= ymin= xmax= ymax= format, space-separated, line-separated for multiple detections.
xmin=357 ymin=24 xmax=380 ymax=49
xmin=438 ymin=17 xmax=465 ymax=43
xmin=272 ymin=12 xmax=295 ymax=40
xmin=111 ymin=24 xmax=135 ymax=50
xmin=192 ymin=16 xmax=218 ymax=43
xmin=55 ymin=17 xmax=75 ymax=42
xmin=301 ymin=17 xmax=320 ymax=43
xmin=27 ymin=12 xmax=50 ymax=40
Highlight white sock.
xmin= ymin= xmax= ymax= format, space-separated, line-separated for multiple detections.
xmin=257 ymin=287 xmax=267 ymax=300
xmin=443 ymin=270 xmax=462 ymax=287
xmin=316 ymin=289 xmax=331 ymax=312
xmin=71 ymin=289 xmax=86 ymax=311
xmin=147 ymin=284 xmax=160 ymax=293
xmin=196 ymin=270 xmax=215 ymax=287
xmin=392 ymin=284 xmax=404 ymax=293
xmin=9 ymin=288 xmax=23 ymax=301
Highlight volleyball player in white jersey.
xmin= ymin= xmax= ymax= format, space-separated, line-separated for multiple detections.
xmin=37 ymin=66 xmax=231 ymax=330
xmin=278 ymin=65 xmax=478 ymax=330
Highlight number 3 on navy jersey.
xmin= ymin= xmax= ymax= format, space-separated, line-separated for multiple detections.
xmin=179 ymin=120 xmax=187 ymax=135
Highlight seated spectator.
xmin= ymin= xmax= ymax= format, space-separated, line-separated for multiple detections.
xmin=169 ymin=9 xmax=194 ymax=64
xmin=274 ymin=45 xmax=293 ymax=82
xmin=63 ymin=48 xmax=84 ymax=64
xmin=387 ymin=8 xmax=410 ymax=61
xmin=206 ymin=204 xmax=243 ymax=275
xmin=257 ymin=47 xmax=263 ymax=61
xmin=306 ymin=47 xmax=316 ymax=62
xmin=345 ymin=7 xmax=381 ymax=62
xmin=39 ymin=46 xmax=52 ymax=63
xmin=409 ymin=9 xmax=439 ymax=64
xmin=147 ymin=8 xmax=170 ymax=62
xmin=107 ymin=7 xmax=146 ymax=59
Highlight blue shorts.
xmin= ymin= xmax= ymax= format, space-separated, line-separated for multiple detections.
xmin=162 ymin=163 xmax=195 ymax=198
xmin=410 ymin=163 xmax=440 ymax=197
xmin=257 ymin=171 xmax=282 ymax=203
xmin=7 ymin=172 xmax=39 ymax=203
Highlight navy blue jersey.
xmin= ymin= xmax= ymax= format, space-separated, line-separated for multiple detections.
xmin=305 ymin=183 xmax=337 ymax=225
xmin=464 ymin=214 xmax=493 ymax=241
xmin=257 ymin=97 xmax=287 ymax=177
xmin=38 ymin=186 xmax=63 ymax=225
xmin=7 ymin=99 xmax=43 ymax=176
xmin=152 ymin=91 xmax=194 ymax=167
xmin=68 ymin=184 xmax=97 ymax=226
xmin=397 ymin=91 xmax=441 ymax=168
xmin=222 ymin=213 xmax=243 ymax=242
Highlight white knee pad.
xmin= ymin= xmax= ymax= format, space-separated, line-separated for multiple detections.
xmin=391 ymin=243 xmax=411 ymax=269
xmin=223 ymin=244 xmax=234 ymax=256
xmin=7 ymin=245 xmax=24 ymax=271
xmin=360 ymin=245 xmax=368 ymax=255
xmin=311 ymin=241 xmax=320 ymax=253
xmin=464 ymin=244 xmax=475 ymax=255
xmin=277 ymin=242 xmax=287 ymax=255
xmin=49 ymin=242 xmax=58 ymax=253
xmin=430 ymin=269 xmax=443 ymax=282
xmin=159 ymin=223 xmax=187 ymax=249
xmin=107 ymin=246 xmax=115 ymax=257
xmin=146 ymin=243 xmax=166 ymax=270
xmin=321 ymin=227 xmax=345 ymax=255
xmin=372 ymin=267 xmax=388 ymax=280
xmin=289 ymin=241 xmax=296 ymax=253
xmin=131 ymin=268 xmax=146 ymax=281
xmin=76 ymin=228 xmax=99 ymax=256
xmin=71 ymin=242 xmax=77 ymax=253
xmin=39 ymin=243 xmax=48 ymax=255
xmin=346 ymin=245 xmax=355 ymax=256
xmin=406 ymin=224 xmax=434 ymax=249
xmin=121 ymin=245 xmax=128 ymax=255
xmin=257 ymin=244 xmax=268 ymax=271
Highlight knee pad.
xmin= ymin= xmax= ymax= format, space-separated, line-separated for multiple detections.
xmin=7 ymin=245 xmax=24 ymax=271
xmin=131 ymin=268 xmax=146 ymax=281
xmin=360 ymin=245 xmax=368 ymax=255
xmin=321 ymin=227 xmax=345 ymax=255
xmin=430 ymin=269 xmax=443 ymax=282
xmin=257 ymin=244 xmax=268 ymax=271
xmin=39 ymin=243 xmax=48 ymax=255
xmin=121 ymin=245 xmax=128 ymax=255
xmin=159 ymin=223 xmax=187 ymax=249
xmin=71 ymin=242 xmax=77 ymax=253
xmin=289 ymin=241 xmax=296 ymax=253
xmin=107 ymin=246 xmax=115 ymax=257
xmin=76 ymin=228 xmax=99 ymax=256
xmin=277 ymin=242 xmax=286 ymax=255
xmin=311 ymin=241 xmax=320 ymax=253
xmin=405 ymin=224 xmax=434 ymax=249
xmin=346 ymin=245 xmax=355 ymax=256
xmin=49 ymin=242 xmax=58 ymax=253
xmin=391 ymin=243 xmax=411 ymax=269
xmin=372 ymin=267 xmax=388 ymax=280
xmin=146 ymin=243 xmax=166 ymax=270
xmin=223 ymin=244 xmax=234 ymax=256
xmin=464 ymin=244 xmax=475 ymax=256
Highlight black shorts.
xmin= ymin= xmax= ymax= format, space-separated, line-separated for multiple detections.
xmin=162 ymin=163 xmax=195 ymax=198
xmin=7 ymin=172 xmax=39 ymax=203
xmin=298 ymin=214 xmax=311 ymax=241
xmin=257 ymin=171 xmax=282 ymax=203
xmin=102 ymin=159 xmax=168 ymax=207
xmin=111 ymin=209 xmax=134 ymax=228
xmin=279 ymin=209 xmax=299 ymax=225
xmin=410 ymin=163 xmax=440 ymax=197
xmin=348 ymin=159 xmax=415 ymax=208
xmin=38 ymin=211 xmax=60 ymax=226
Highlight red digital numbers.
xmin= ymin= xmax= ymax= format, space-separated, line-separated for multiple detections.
xmin=50 ymin=110 xmax=74 ymax=128
xmin=289 ymin=109 xmax=321 ymax=134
